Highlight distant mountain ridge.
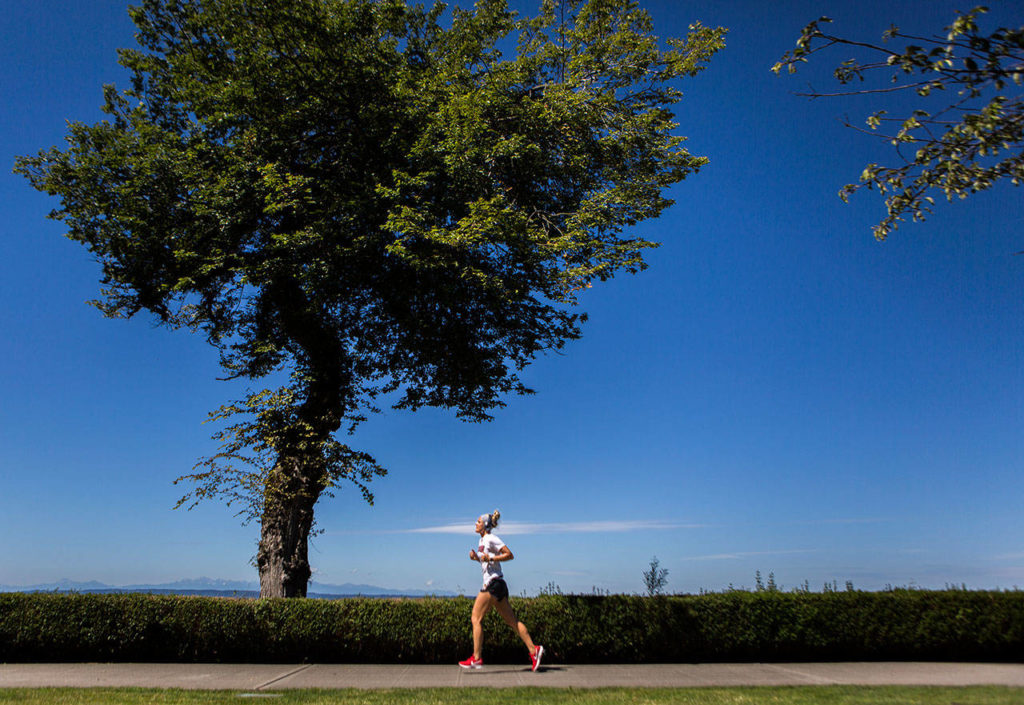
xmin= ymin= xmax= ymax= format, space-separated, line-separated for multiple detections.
xmin=0 ymin=576 xmax=456 ymax=597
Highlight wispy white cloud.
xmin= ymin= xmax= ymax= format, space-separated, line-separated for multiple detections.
xmin=787 ymin=517 xmax=891 ymax=526
xmin=991 ymin=551 xmax=1024 ymax=561
xmin=406 ymin=520 xmax=708 ymax=535
xmin=681 ymin=549 xmax=818 ymax=561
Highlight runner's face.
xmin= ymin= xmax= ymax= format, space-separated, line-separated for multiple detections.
xmin=475 ymin=517 xmax=485 ymax=533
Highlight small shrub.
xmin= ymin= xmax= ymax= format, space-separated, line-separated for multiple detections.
xmin=642 ymin=557 xmax=669 ymax=596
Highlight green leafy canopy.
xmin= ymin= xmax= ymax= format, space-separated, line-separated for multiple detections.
xmin=16 ymin=0 xmax=725 ymax=517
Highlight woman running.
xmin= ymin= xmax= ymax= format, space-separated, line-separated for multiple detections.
xmin=459 ymin=509 xmax=544 ymax=671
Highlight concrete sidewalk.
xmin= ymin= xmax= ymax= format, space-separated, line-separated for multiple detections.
xmin=2 ymin=662 xmax=1023 ymax=690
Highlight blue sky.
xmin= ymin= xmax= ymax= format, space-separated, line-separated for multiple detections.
xmin=2 ymin=0 xmax=1022 ymax=596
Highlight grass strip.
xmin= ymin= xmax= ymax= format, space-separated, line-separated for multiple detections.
xmin=0 ymin=687 xmax=1021 ymax=705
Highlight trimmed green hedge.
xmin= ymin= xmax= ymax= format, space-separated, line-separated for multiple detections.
xmin=1 ymin=590 xmax=1021 ymax=663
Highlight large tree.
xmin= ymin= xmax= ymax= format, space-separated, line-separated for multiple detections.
xmin=772 ymin=6 xmax=1022 ymax=240
xmin=16 ymin=0 xmax=725 ymax=597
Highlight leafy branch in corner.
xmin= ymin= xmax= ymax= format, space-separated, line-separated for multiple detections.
xmin=773 ymin=6 xmax=1023 ymax=240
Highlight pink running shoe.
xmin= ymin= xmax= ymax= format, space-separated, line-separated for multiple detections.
xmin=459 ymin=655 xmax=483 ymax=669
xmin=530 ymin=645 xmax=544 ymax=672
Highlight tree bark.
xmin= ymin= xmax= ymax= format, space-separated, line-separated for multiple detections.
xmin=256 ymin=275 xmax=347 ymax=598
xmin=256 ymin=456 xmax=323 ymax=598
xmin=254 ymin=376 xmax=344 ymax=598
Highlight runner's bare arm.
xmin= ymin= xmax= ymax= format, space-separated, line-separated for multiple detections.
xmin=490 ymin=546 xmax=513 ymax=562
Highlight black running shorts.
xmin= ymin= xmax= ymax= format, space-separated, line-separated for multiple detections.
xmin=482 ymin=577 xmax=509 ymax=602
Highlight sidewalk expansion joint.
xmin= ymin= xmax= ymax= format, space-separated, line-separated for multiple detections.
xmin=256 ymin=664 xmax=313 ymax=690
xmin=762 ymin=664 xmax=837 ymax=685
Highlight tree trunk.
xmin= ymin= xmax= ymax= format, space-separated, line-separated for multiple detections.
xmin=253 ymin=372 xmax=345 ymax=598
xmin=256 ymin=276 xmax=347 ymax=598
xmin=256 ymin=457 xmax=323 ymax=598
